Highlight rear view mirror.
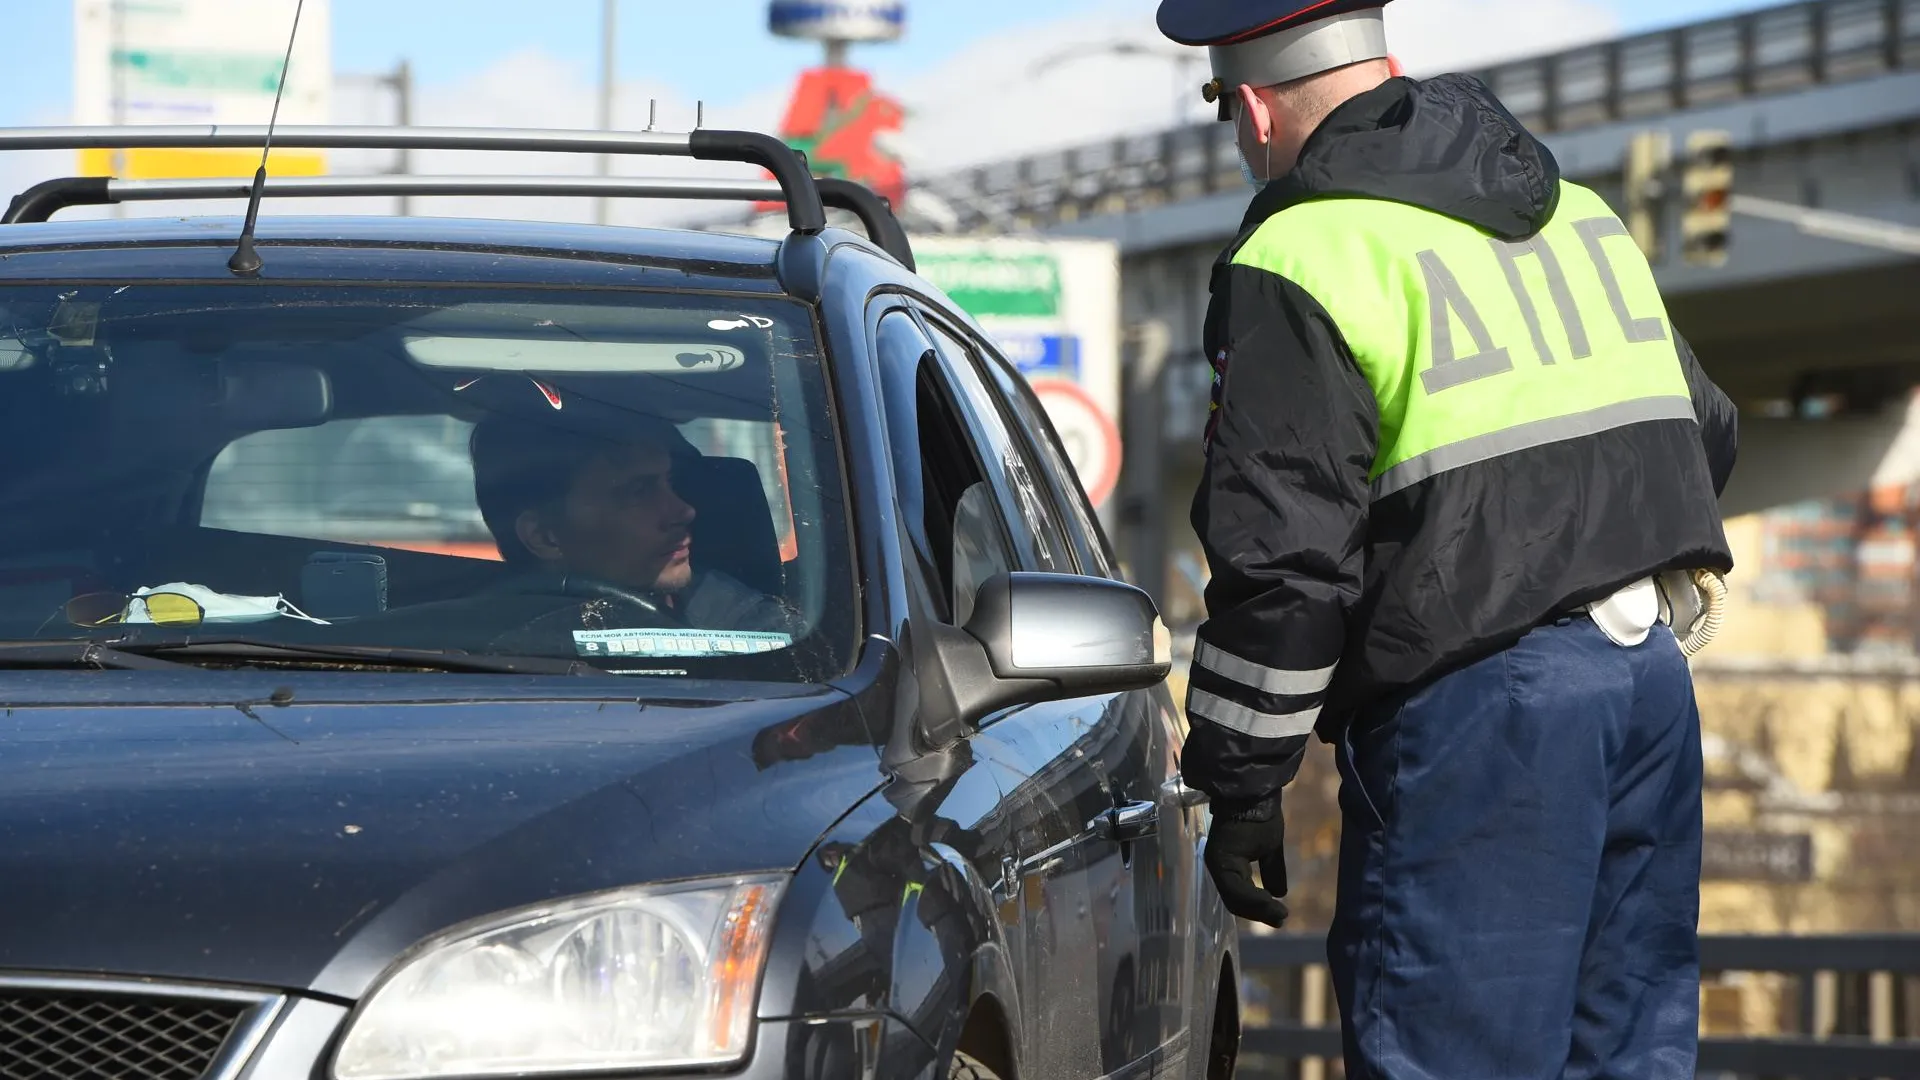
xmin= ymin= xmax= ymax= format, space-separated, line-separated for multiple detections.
xmin=221 ymin=360 xmax=332 ymax=430
xmin=917 ymin=572 xmax=1173 ymax=740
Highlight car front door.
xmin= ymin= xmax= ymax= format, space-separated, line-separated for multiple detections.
xmin=870 ymin=305 xmax=1104 ymax=1074
xmin=920 ymin=309 xmax=1186 ymax=1075
xmin=976 ymin=338 xmax=1209 ymax=1071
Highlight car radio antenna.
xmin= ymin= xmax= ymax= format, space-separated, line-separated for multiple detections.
xmin=227 ymin=0 xmax=307 ymax=276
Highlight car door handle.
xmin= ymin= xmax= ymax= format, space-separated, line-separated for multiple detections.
xmin=1090 ymin=800 xmax=1159 ymax=844
xmin=1016 ymin=836 xmax=1077 ymax=878
xmin=1163 ymin=774 xmax=1209 ymax=809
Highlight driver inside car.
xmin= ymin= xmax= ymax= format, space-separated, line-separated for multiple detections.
xmin=469 ymin=411 xmax=799 ymax=640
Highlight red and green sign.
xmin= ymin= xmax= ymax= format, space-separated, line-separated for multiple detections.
xmin=774 ymin=67 xmax=905 ymax=208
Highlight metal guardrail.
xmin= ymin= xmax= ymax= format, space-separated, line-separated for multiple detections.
xmin=919 ymin=0 xmax=1919 ymax=233
xmin=1691 ymin=652 xmax=1920 ymax=679
xmin=1238 ymin=932 xmax=1920 ymax=1078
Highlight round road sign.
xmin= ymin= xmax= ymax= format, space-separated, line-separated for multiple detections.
xmin=1029 ymin=377 xmax=1123 ymax=508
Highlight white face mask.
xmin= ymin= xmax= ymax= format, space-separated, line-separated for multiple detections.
xmin=125 ymin=582 xmax=330 ymax=625
xmin=1238 ymin=151 xmax=1268 ymax=192
xmin=1233 ymin=100 xmax=1275 ymax=192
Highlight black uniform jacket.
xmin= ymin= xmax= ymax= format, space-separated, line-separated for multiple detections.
xmin=1185 ymin=74 xmax=1738 ymax=810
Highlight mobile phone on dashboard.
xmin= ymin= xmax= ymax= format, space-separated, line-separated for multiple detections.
xmin=301 ymin=552 xmax=388 ymax=619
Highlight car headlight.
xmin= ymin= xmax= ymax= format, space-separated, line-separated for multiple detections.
xmin=332 ymin=875 xmax=784 ymax=1079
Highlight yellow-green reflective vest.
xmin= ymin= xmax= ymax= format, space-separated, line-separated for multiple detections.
xmin=1232 ymin=180 xmax=1696 ymax=499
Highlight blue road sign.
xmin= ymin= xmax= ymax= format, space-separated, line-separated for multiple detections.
xmin=995 ymin=333 xmax=1081 ymax=380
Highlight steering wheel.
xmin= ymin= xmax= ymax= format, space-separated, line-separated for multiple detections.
xmin=515 ymin=572 xmax=678 ymax=613
xmin=486 ymin=572 xmax=689 ymax=653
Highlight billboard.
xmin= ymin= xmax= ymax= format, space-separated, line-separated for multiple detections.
xmin=768 ymin=1 xmax=906 ymax=42
xmin=73 ymin=0 xmax=331 ymax=180
xmin=915 ymin=237 xmax=1124 ymax=509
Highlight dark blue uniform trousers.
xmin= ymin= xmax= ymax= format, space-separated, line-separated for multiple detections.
xmin=1328 ymin=618 xmax=1703 ymax=1080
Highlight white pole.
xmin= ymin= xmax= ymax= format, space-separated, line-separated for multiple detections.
xmin=596 ymin=0 xmax=617 ymax=225
xmin=110 ymin=0 xmax=127 ymax=217
xmin=391 ymin=60 xmax=413 ymax=216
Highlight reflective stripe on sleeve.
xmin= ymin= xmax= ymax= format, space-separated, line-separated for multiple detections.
xmin=1187 ymin=688 xmax=1321 ymax=740
xmin=1194 ymin=642 xmax=1336 ymax=697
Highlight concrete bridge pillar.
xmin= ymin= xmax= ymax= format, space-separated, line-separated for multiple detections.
xmin=1722 ymin=396 xmax=1920 ymax=519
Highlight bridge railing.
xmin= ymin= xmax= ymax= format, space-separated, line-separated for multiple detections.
xmin=920 ymin=0 xmax=1919 ymax=233
xmin=1236 ymin=932 xmax=1920 ymax=1079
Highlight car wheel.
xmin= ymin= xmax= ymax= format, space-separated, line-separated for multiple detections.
xmin=948 ymin=1050 xmax=1005 ymax=1080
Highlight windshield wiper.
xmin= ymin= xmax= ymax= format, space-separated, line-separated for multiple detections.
xmin=0 ymin=641 xmax=191 ymax=671
xmin=134 ymin=639 xmax=602 ymax=676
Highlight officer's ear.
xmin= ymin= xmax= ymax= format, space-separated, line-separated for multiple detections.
xmin=1234 ymin=83 xmax=1273 ymax=145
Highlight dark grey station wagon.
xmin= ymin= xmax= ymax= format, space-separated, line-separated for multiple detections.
xmin=0 ymin=125 xmax=1240 ymax=1080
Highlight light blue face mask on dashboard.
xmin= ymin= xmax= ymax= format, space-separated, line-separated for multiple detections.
xmin=124 ymin=582 xmax=331 ymax=626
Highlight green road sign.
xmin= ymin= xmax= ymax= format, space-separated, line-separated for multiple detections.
xmin=917 ymin=251 xmax=1062 ymax=318
xmin=113 ymin=48 xmax=286 ymax=95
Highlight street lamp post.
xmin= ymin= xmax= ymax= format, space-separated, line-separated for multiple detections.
xmin=379 ymin=59 xmax=413 ymax=216
xmin=335 ymin=62 xmax=417 ymax=216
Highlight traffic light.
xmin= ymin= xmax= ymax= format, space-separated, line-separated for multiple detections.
xmin=1680 ymin=131 xmax=1734 ymax=267
xmin=1623 ymin=130 xmax=1670 ymax=263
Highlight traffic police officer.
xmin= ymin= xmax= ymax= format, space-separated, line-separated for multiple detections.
xmin=1156 ymin=1 xmax=1738 ymax=1076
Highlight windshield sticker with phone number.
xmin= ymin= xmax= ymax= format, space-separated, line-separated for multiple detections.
xmin=573 ymin=628 xmax=794 ymax=658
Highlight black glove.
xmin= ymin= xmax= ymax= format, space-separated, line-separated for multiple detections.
xmin=1205 ymin=797 xmax=1290 ymax=927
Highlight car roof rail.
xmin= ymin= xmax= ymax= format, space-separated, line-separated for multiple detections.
xmin=0 ymin=172 xmax=917 ymax=271
xmin=0 ymin=125 xmax=832 ymax=235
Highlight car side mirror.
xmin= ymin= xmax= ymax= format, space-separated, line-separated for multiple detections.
xmin=917 ymin=572 xmax=1173 ymax=740
xmin=965 ymin=572 xmax=1170 ymax=690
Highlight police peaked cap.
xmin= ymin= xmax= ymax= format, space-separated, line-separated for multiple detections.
xmin=1158 ymin=0 xmax=1393 ymax=100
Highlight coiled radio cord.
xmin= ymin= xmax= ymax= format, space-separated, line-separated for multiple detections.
xmin=1679 ymin=569 xmax=1728 ymax=657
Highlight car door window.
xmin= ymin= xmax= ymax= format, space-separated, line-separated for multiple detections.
xmin=974 ymin=344 xmax=1120 ymax=579
xmin=950 ymin=483 xmax=1008 ymax=626
xmin=872 ymin=309 xmax=1015 ymax=625
xmin=920 ymin=316 xmax=1071 ymax=574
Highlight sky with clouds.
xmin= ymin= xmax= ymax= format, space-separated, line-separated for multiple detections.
xmin=0 ymin=0 xmax=1775 ymax=227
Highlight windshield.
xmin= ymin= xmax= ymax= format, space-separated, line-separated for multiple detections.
xmin=0 ymin=282 xmax=854 ymax=681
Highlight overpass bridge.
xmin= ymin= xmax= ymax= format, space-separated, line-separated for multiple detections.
xmin=917 ymin=0 xmax=1920 ymax=562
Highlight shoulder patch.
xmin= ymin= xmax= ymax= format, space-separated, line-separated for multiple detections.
xmin=1205 ymin=346 xmax=1231 ymax=455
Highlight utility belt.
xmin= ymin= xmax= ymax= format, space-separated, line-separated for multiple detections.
xmin=1572 ymin=570 xmax=1727 ymax=657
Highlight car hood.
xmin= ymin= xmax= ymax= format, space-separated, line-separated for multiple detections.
xmin=0 ymin=671 xmax=885 ymax=998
